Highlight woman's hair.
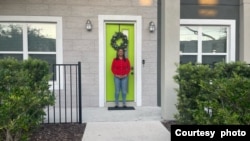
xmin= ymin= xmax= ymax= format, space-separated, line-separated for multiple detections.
xmin=116 ymin=48 xmax=126 ymax=61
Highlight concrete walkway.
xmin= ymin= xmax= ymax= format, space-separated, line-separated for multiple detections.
xmin=82 ymin=121 xmax=170 ymax=141
xmin=82 ymin=106 xmax=163 ymax=122
xmin=81 ymin=106 xmax=170 ymax=141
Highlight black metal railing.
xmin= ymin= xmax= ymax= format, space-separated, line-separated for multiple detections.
xmin=44 ymin=62 xmax=82 ymax=124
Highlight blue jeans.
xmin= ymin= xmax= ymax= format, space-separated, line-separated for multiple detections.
xmin=114 ymin=76 xmax=128 ymax=106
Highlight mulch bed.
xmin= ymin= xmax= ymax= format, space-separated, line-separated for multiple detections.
xmin=161 ymin=120 xmax=178 ymax=132
xmin=28 ymin=123 xmax=86 ymax=141
xmin=29 ymin=120 xmax=176 ymax=141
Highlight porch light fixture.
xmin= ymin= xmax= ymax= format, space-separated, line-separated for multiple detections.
xmin=149 ymin=21 xmax=155 ymax=32
xmin=86 ymin=19 xmax=92 ymax=31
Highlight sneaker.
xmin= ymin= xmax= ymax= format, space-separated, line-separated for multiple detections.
xmin=114 ymin=105 xmax=118 ymax=108
xmin=123 ymin=105 xmax=127 ymax=108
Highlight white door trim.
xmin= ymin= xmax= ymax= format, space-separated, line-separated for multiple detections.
xmin=98 ymin=15 xmax=142 ymax=107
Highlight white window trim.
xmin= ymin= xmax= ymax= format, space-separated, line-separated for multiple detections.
xmin=0 ymin=16 xmax=63 ymax=90
xmin=180 ymin=19 xmax=236 ymax=63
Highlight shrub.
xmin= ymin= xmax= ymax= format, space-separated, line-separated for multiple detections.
xmin=0 ymin=57 xmax=55 ymax=141
xmin=174 ymin=61 xmax=250 ymax=125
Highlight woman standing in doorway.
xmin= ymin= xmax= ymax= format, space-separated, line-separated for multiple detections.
xmin=111 ymin=48 xmax=131 ymax=108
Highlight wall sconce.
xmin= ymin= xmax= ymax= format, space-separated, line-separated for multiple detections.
xmin=149 ymin=21 xmax=155 ymax=32
xmin=86 ymin=19 xmax=92 ymax=31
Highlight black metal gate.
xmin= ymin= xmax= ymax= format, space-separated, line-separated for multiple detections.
xmin=44 ymin=62 xmax=82 ymax=124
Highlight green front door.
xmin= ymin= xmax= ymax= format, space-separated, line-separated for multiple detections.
xmin=106 ymin=23 xmax=134 ymax=102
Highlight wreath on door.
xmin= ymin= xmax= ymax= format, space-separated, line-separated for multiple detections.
xmin=110 ymin=32 xmax=128 ymax=50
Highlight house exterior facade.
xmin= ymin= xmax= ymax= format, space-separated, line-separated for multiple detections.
xmin=0 ymin=0 xmax=249 ymax=121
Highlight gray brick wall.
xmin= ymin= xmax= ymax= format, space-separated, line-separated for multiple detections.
xmin=0 ymin=0 xmax=158 ymax=107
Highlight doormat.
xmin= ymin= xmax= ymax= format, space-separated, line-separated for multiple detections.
xmin=108 ymin=106 xmax=135 ymax=110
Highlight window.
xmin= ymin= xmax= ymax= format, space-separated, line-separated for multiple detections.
xmin=0 ymin=16 xmax=62 ymax=89
xmin=0 ymin=23 xmax=57 ymax=63
xmin=180 ymin=19 xmax=235 ymax=66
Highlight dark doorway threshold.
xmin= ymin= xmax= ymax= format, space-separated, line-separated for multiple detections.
xmin=108 ymin=106 xmax=135 ymax=110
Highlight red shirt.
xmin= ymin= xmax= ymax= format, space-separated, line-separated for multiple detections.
xmin=111 ymin=58 xmax=131 ymax=75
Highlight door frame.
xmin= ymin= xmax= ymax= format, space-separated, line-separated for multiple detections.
xmin=98 ymin=15 xmax=142 ymax=107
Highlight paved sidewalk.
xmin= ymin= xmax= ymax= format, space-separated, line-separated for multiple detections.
xmin=81 ymin=106 xmax=170 ymax=141
xmin=82 ymin=106 xmax=163 ymax=122
xmin=82 ymin=121 xmax=170 ymax=141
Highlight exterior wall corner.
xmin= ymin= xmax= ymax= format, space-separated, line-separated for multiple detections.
xmin=160 ymin=0 xmax=180 ymax=120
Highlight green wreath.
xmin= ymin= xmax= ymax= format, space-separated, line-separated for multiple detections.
xmin=110 ymin=32 xmax=128 ymax=50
